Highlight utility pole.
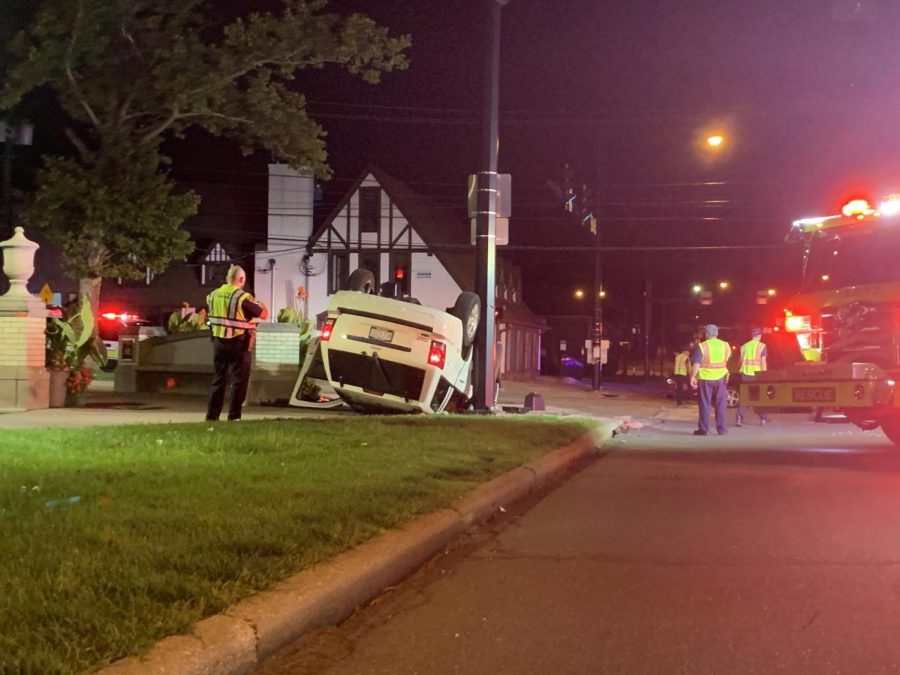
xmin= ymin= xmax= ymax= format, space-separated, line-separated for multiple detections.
xmin=591 ymin=249 xmax=602 ymax=390
xmin=643 ymin=269 xmax=652 ymax=379
xmin=472 ymin=0 xmax=503 ymax=411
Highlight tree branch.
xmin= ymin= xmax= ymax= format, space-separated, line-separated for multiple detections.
xmin=66 ymin=0 xmax=101 ymax=129
xmin=64 ymin=127 xmax=91 ymax=161
xmin=140 ymin=109 xmax=252 ymax=143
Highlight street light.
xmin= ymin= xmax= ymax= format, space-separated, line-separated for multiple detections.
xmin=767 ymin=288 xmax=777 ymax=297
xmin=706 ymin=134 xmax=725 ymax=148
xmin=691 ymin=284 xmax=703 ymax=294
xmin=598 ymin=289 xmax=607 ymax=299
xmin=574 ymin=288 xmax=585 ymax=299
xmin=718 ymin=280 xmax=730 ymax=290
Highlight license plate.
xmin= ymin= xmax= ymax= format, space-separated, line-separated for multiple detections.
xmin=792 ymin=387 xmax=836 ymax=403
xmin=369 ymin=326 xmax=394 ymax=343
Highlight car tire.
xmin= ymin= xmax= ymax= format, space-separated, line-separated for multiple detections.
xmin=346 ymin=268 xmax=376 ymax=294
xmin=448 ymin=292 xmax=480 ymax=349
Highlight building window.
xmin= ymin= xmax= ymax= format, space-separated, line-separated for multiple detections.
xmin=328 ymin=252 xmax=350 ymax=294
xmin=389 ymin=252 xmax=411 ymax=294
xmin=359 ymin=186 xmax=381 ymax=233
xmin=201 ymin=243 xmax=232 ymax=287
xmin=359 ymin=252 xmax=380 ymax=286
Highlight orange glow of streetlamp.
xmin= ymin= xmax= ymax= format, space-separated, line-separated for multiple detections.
xmin=574 ymin=289 xmax=585 ymax=299
xmin=706 ymin=134 xmax=725 ymax=148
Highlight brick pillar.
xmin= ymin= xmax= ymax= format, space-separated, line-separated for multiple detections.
xmin=0 ymin=227 xmax=50 ymax=410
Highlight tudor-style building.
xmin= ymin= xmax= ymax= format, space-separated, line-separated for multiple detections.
xmin=255 ymin=165 xmax=544 ymax=380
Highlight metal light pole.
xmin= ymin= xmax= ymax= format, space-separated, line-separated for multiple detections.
xmin=472 ymin=0 xmax=504 ymax=411
xmin=591 ymin=250 xmax=602 ymax=390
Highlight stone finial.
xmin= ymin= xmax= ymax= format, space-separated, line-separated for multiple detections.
xmin=0 ymin=226 xmax=46 ymax=316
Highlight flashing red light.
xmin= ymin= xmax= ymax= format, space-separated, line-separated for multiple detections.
xmin=428 ymin=340 xmax=446 ymax=369
xmin=395 ymin=266 xmax=406 ymax=280
xmin=100 ymin=311 xmax=140 ymax=321
xmin=321 ymin=318 xmax=336 ymax=342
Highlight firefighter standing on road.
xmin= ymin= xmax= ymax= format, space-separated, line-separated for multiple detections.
xmin=205 ymin=265 xmax=268 ymax=421
xmin=672 ymin=345 xmax=691 ymax=405
xmin=735 ymin=326 xmax=770 ymax=426
xmin=690 ymin=324 xmax=732 ymax=436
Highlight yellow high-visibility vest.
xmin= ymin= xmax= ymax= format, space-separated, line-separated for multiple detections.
xmin=207 ymin=284 xmax=256 ymax=339
xmin=740 ymin=339 xmax=766 ymax=376
xmin=674 ymin=352 xmax=689 ymax=376
xmin=698 ymin=338 xmax=730 ymax=380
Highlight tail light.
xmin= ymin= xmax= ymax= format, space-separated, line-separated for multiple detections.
xmin=321 ymin=318 xmax=336 ymax=342
xmin=428 ymin=340 xmax=446 ymax=369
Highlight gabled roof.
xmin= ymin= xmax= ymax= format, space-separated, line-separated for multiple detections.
xmin=309 ymin=165 xmax=474 ymax=288
xmin=309 ymin=165 xmax=545 ymax=329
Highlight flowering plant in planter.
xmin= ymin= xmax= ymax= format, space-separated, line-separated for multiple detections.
xmin=65 ymin=366 xmax=94 ymax=405
xmin=46 ymin=296 xmax=107 ymax=405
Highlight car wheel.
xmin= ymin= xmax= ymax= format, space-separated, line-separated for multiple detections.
xmin=448 ymin=292 xmax=480 ymax=348
xmin=346 ymin=268 xmax=376 ymax=294
xmin=726 ymin=385 xmax=740 ymax=409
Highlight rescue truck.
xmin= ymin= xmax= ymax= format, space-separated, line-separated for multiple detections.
xmin=742 ymin=195 xmax=900 ymax=444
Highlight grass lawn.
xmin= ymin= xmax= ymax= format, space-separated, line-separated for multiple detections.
xmin=0 ymin=415 xmax=596 ymax=674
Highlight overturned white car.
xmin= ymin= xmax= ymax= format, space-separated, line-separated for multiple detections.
xmin=316 ymin=269 xmax=480 ymax=414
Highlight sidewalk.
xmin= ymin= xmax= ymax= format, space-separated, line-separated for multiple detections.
xmin=0 ymin=376 xmax=669 ymax=428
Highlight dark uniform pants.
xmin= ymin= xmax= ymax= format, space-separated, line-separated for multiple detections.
xmin=674 ymin=374 xmax=690 ymax=404
xmin=697 ymin=376 xmax=728 ymax=434
xmin=206 ymin=335 xmax=251 ymax=421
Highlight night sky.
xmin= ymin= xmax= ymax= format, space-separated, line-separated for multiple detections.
xmin=8 ymin=0 xmax=900 ymax=333
xmin=301 ymin=0 xmax=900 ymax=329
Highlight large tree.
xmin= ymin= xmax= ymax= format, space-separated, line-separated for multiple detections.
xmin=1 ymin=0 xmax=409 ymax=310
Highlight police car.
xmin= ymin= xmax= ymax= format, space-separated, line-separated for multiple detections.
xmin=318 ymin=269 xmax=480 ymax=414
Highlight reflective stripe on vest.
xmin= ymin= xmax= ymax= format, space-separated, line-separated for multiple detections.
xmin=207 ymin=285 xmax=255 ymax=339
xmin=674 ymin=352 xmax=689 ymax=376
xmin=698 ymin=339 xmax=730 ymax=380
xmin=740 ymin=339 xmax=765 ymax=376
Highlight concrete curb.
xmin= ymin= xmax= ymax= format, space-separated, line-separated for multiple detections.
xmin=98 ymin=420 xmax=620 ymax=675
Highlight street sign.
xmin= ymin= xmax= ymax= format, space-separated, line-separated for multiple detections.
xmin=38 ymin=283 xmax=53 ymax=304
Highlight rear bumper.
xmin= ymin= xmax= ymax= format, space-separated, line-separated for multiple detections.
xmin=741 ymin=362 xmax=895 ymax=410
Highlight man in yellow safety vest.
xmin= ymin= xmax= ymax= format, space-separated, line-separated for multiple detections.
xmin=205 ymin=265 xmax=268 ymax=421
xmin=735 ymin=326 xmax=769 ymax=426
xmin=672 ymin=345 xmax=691 ymax=405
xmin=689 ymin=324 xmax=732 ymax=436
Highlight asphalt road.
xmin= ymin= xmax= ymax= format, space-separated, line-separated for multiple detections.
xmin=255 ymin=410 xmax=900 ymax=675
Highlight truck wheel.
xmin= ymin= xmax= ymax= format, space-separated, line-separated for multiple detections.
xmin=346 ymin=268 xmax=376 ymax=294
xmin=726 ymin=385 xmax=740 ymax=409
xmin=881 ymin=416 xmax=900 ymax=446
xmin=448 ymin=292 xmax=480 ymax=348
